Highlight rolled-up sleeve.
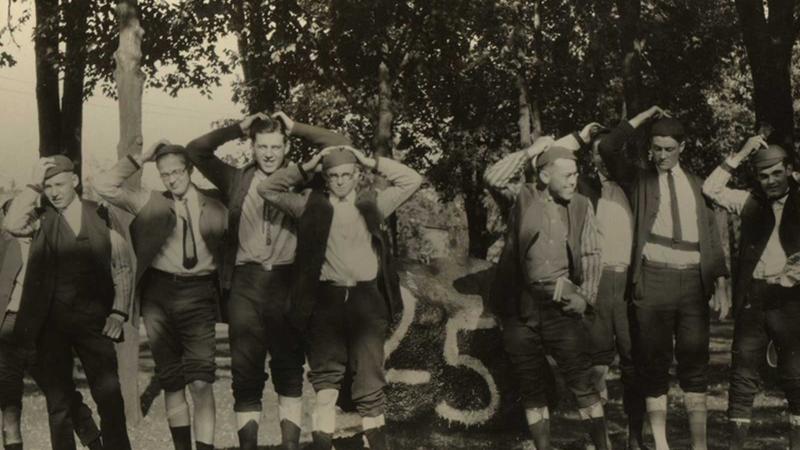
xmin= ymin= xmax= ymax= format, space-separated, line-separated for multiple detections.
xmin=578 ymin=204 xmax=602 ymax=305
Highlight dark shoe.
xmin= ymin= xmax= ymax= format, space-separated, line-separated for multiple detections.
xmin=4 ymin=443 xmax=22 ymax=450
xmin=311 ymin=431 xmax=333 ymax=450
xmin=727 ymin=420 xmax=749 ymax=450
xmin=87 ymin=438 xmax=104 ymax=450
xmin=364 ymin=427 xmax=388 ymax=450
xmin=169 ymin=425 xmax=192 ymax=450
xmin=528 ymin=420 xmax=551 ymax=450
xmin=196 ymin=442 xmax=214 ymax=450
xmin=281 ymin=419 xmax=301 ymax=450
xmin=791 ymin=424 xmax=800 ymax=450
xmin=627 ymin=416 xmax=647 ymax=450
xmin=237 ymin=420 xmax=259 ymax=450
xmin=585 ymin=417 xmax=610 ymax=450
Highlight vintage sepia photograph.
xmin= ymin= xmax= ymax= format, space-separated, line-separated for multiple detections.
xmin=0 ymin=0 xmax=798 ymax=448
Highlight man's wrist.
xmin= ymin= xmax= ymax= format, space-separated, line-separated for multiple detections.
xmin=26 ymin=183 xmax=43 ymax=193
xmin=109 ymin=310 xmax=128 ymax=322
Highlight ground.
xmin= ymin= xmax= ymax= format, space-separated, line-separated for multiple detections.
xmin=14 ymin=322 xmax=791 ymax=449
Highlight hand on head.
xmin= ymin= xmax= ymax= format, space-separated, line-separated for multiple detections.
xmin=142 ymin=139 xmax=172 ymax=163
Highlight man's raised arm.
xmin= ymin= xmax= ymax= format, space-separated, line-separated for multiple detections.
xmin=93 ymin=140 xmax=166 ymax=215
xmin=484 ymin=136 xmax=554 ymax=209
xmin=702 ymin=135 xmax=764 ymax=215
xmin=3 ymin=158 xmax=54 ymax=236
xmin=185 ymin=119 xmax=248 ymax=195
xmin=598 ymin=106 xmax=668 ymax=188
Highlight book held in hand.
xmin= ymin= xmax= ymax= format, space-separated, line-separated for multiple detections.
xmin=552 ymin=276 xmax=579 ymax=303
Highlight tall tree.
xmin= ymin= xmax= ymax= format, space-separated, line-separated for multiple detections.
xmin=112 ymin=0 xmax=145 ymax=426
xmin=617 ymin=0 xmax=643 ymax=116
xmin=735 ymin=0 xmax=800 ymax=149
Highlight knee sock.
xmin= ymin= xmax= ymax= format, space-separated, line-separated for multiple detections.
xmin=279 ymin=395 xmax=302 ymax=449
xmin=646 ymin=395 xmax=669 ymax=450
xmin=312 ymin=389 xmax=339 ymax=435
xmin=685 ymin=392 xmax=707 ymax=450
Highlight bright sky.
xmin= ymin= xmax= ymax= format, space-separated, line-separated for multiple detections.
xmin=0 ymin=3 xmax=249 ymax=191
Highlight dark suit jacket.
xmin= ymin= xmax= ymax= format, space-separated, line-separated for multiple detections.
xmin=598 ymin=121 xmax=728 ymax=298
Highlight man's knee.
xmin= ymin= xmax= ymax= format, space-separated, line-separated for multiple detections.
xmin=188 ymin=379 xmax=213 ymax=396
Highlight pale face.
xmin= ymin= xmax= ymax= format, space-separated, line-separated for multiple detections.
xmin=757 ymin=161 xmax=792 ymax=200
xmin=540 ymin=158 xmax=579 ymax=202
xmin=156 ymin=154 xmax=192 ymax=198
xmin=325 ymin=163 xmax=360 ymax=199
xmin=252 ymin=131 xmax=288 ymax=174
xmin=44 ymin=172 xmax=79 ymax=210
xmin=650 ymin=136 xmax=684 ymax=172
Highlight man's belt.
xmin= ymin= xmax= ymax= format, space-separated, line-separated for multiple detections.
xmin=148 ymin=268 xmax=216 ymax=282
xmin=236 ymin=262 xmax=293 ymax=272
xmin=321 ymin=279 xmax=376 ymax=288
xmin=642 ymin=259 xmax=700 ymax=271
xmin=603 ymin=264 xmax=629 ymax=273
xmin=647 ymin=233 xmax=700 ymax=252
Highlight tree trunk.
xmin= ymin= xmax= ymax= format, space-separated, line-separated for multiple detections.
xmin=34 ymin=0 xmax=61 ymax=158
xmin=516 ymin=73 xmax=533 ymax=148
xmin=735 ymin=0 xmax=797 ymax=150
xmin=374 ymin=61 xmax=394 ymax=158
xmin=61 ymin=0 xmax=92 ymax=170
xmin=529 ymin=0 xmax=543 ymax=136
xmin=617 ymin=0 xmax=643 ymax=117
xmin=464 ymin=187 xmax=489 ymax=259
xmin=113 ymin=0 xmax=145 ymax=427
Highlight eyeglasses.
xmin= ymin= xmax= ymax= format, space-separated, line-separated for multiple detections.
xmin=326 ymin=172 xmax=355 ymax=182
xmin=159 ymin=167 xmax=188 ymax=180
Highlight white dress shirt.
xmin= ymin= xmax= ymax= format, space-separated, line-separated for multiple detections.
xmin=151 ymin=186 xmax=216 ymax=276
xmin=320 ymin=190 xmax=379 ymax=284
xmin=642 ymin=164 xmax=701 ymax=264
xmin=596 ymin=175 xmax=634 ymax=267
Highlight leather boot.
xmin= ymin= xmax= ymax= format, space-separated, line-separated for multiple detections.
xmin=237 ymin=420 xmax=258 ymax=450
xmin=280 ymin=419 xmax=301 ymax=450
xmin=528 ymin=420 xmax=551 ymax=450
xmin=311 ymin=431 xmax=333 ymax=450
xmin=727 ymin=420 xmax=749 ymax=450
xmin=585 ymin=417 xmax=610 ymax=450
xmin=364 ymin=426 xmax=389 ymax=450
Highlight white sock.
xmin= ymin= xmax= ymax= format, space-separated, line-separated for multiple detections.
xmin=525 ymin=407 xmax=550 ymax=425
xmin=312 ymin=389 xmax=339 ymax=434
xmin=278 ymin=395 xmax=303 ymax=427
xmin=362 ymin=414 xmax=385 ymax=431
xmin=578 ymin=401 xmax=604 ymax=420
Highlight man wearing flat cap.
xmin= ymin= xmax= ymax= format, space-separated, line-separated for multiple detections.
xmin=94 ymin=141 xmax=228 ymax=450
xmin=703 ymin=136 xmax=800 ymax=449
xmin=486 ymin=140 xmax=610 ymax=448
xmin=599 ymin=114 xmax=729 ymax=450
xmin=258 ymin=142 xmax=422 ymax=450
xmin=0 ymin=198 xmax=104 ymax=450
xmin=2 ymin=156 xmax=134 ymax=450
xmin=185 ymin=111 xmax=348 ymax=450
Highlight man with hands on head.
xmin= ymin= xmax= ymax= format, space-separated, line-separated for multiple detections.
xmin=185 ymin=111 xmax=348 ymax=450
xmin=3 ymin=156 xmax=133 ymax=450
xmin=258 ymin=142 xmax=422 ymax=450
xmin=598 ymin=107 xmax=729 ymax=450
xmin=94 ymin=140 xmax=228 ymax=450
xmin=702 ymin=135 xmax=800 ymax=449
xmin=485 ymin=139 xmax=610 ymax=449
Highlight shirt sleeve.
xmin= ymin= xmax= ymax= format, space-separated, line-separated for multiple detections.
xmin=577 ymin=204 xmax=602 ymax=305
xmin=375 ymin=157 xmax=423 ymax=218
xmin=91 ymin=155 xmax=150 ymax=215
xmin=109 ymin=229 xmax=134 ymax=321
xmin=483 ymin=149 xmax=531 ymax=212
xmin=702 ymin=157 xmax=751 ymax=215
xmin=2 ymin=187 xmax=41 ymax=237
xmin=257 ymin=164 xmax=312 ymax=219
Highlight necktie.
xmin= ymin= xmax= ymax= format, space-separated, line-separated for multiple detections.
xmin=180 ymin=198 xmax=197 ymax=269
xmin=262 ymin=200 xmax=273 ymax=246
xmin=667 ymin=169 xmax=682 ymax=242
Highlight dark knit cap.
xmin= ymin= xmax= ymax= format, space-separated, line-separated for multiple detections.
xmin=752 ymin=144 xmax=789 ymax=170
xmin=651 ymin=118 xmax=685 ymax=142
xmin=536 ymin=146 xmax=576 ymax=169
xmin=322 ymin=147 xmax=358 ymax=170
xmin=44 ymin=155 xmax=75 ymax=179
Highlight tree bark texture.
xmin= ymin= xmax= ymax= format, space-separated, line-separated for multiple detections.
xmin=34 ymin=0 xmax=61 ymax=158
xmin=735 ymin=0 xmax=798 ymax=150
xmin=617 ymin=0 xmax=643 ymax=117
xmin=61 ymin=0 xmax=91 ymax=167
xmin=113 ymin=0 xmax=145 ymax=427
xmin=374 ymin=61 xmax=394 ymax=158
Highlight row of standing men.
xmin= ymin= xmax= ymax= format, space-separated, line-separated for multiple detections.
xmin=484 ymin=105 xmax=800 ymax=449
xmin=0 ymin=105 xmax=798 ymax=450
xmin=0 ymin=111 xmax=422 ymax=450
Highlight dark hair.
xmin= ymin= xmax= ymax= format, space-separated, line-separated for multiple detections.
xmin=155 ymin=150 xmax=194 ymax=171
xmin=590 ymin=129 xmax=612 ymax=151
xmin=249 ymin=117 xmax=288 ymax=142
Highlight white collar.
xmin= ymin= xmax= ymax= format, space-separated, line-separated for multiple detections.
xmin=658 ymin=163 xmax=684 ymax=177
xmin=330 ymin=189 xmax=357 ymax=204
